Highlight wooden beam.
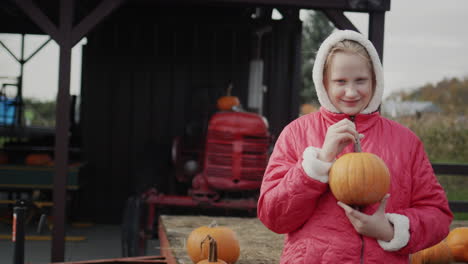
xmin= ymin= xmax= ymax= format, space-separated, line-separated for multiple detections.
xmin=184 ymin=0 xmax=390 ymax=11
xmin=368 ymin=11 xmax=385 ymax=62
xmin=12 ymin=0 xmax=60 ymax=42
xmin=432 ymin=163 xmax=468 ymax=176
xmin=323 ymin=9 xmax=360 ymax=32
xmin=51 ymin=0 xmax=74 ymax=261
xmin=71 ymin=0 xmax=126 ymax=46
xmin=449 ymin=201 xmax=468 ymax=213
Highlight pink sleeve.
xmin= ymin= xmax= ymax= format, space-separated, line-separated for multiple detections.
xmin=257 ymin=123 xmax=329 ymax=234
xmin=394 ymin=139 xmax=453 ymax=254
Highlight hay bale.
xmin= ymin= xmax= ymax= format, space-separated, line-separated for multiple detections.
xmin=160 ymin=215 xmax=468 ymax=264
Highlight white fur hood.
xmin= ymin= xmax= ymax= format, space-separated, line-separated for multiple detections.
xmin=312 ymin=30 xmax=384 ymax=114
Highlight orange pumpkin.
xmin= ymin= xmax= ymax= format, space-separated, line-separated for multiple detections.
xmin=25 ymin=153 xmax=53 ymax=166
xmin=410 ymin=240 xmax=453 ymax=264
xmin=446 ymin=227 xmax=468 ymax=262
xmin=217 ymin=84 xmax=240 ymax=111
xmin=300 ymin=103 xmax=317 ymax=116
xmin=196 ymin=235 xmax=227 ymax=264
xmin=329 ymin=152 xmax=390 ymax=206
xmin=187 ymin=222 xmax=240 ymax=264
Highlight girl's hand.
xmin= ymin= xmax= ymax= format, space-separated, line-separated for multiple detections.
xmin=318 ymin=119 xmax=359 ymax=162
xmin=337 ymin=194 xmax=394 ymax=242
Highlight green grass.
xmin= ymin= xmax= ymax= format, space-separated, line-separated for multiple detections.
xmin=437 ymin=175 xmax=468 ymax=220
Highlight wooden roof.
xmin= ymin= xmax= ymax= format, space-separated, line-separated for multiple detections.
xmin=0 ymin=0 xmax=390 ymax=35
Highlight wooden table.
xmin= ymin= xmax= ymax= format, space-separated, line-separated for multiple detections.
xmin=0 ymin=164 xmax=80 ymax=190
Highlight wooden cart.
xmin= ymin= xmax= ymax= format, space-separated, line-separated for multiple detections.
xmin=158 ymin=215 xmax=283 ymax=264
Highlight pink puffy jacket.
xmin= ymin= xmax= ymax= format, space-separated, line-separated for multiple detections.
xmin=257 ymin=107 xmax=453 ymax=263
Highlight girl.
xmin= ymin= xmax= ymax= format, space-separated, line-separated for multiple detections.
xmin=257 ymin=30 xmax=453 ymax=263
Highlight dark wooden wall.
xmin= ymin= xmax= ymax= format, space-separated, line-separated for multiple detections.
xmin=79 ymin=5 xmax=301 ymax=222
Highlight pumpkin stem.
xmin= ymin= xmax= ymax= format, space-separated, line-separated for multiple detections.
xmin=200 ymin=235 xmax=218 ymax=262
xmin=208 ymin=220 xmax=218 ymax=228
xmin=354 ymin=136 xmax=362 ymax=153
xmin=226 ymin=83 xmax=233 ymax=96
xmin=208 ymin=236 xmax=218 ymax=262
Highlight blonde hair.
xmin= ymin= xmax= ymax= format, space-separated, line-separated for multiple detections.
xmin=323 ymin=40 xmax=376 ymax=89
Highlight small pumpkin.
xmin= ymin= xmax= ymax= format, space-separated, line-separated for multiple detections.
xmin=445 ymin=227 xmax=468 ymax=262
xmin=187 ymin=221 xmax=240 ymax=264
xmin=410 ymin=240 xmax=453 ymax=264
xmin=300 ymin=103 xmax=317 ymax=116
xmin=25 ymin=153 xmax=53 ymax=166
xmin=329 ymin=151 xmax=390 ymax=206
xmin=217 ymin=84 xmax=240 ymax=111
xmin=196 ymin=235 xmax=227 ymax=264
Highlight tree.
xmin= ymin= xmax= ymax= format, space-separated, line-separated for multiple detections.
xmin=301 ymin=10 xmax=335 ymax=104
xmin=23 ymin=98 xmax=56 ymax=127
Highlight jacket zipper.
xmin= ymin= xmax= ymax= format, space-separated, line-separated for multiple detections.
xmin=350 ymin=115 xmax=365 ymax=263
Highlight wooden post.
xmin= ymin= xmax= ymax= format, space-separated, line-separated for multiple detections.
xmin=369 ymin=11 xmax=386 ymax=62
xmin=323 ymin=9 xmax=360 ymax=32
xmin=51 ymin=0 xmax=74 ymax=261
xmin=13 ymin=0 xmax=126 ymax=261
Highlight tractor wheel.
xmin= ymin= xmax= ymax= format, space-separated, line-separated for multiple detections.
xmin=121 ymin=195 xmax=147 ymax=257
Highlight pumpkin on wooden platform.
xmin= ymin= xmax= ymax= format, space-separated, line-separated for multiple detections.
xmin=410 ymin=240 xmax=453 ymax=264
xmin=329 ymin=152 xmax=390 ymax=206
xmin=25 ymin=153 xmax=53 ymax=166
xmin=187 ymin=221 xmax=240 ymax=264
xmin=196 ymin=235 xmax=227 ymax=264
xmin=216 ymin=84 xmax=240 ymax=111
xmin=446 ymin=227 xmax=468 ymax=262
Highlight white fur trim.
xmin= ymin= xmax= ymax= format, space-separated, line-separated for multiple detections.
xmin=301 ymin=147 xmax=333 ymax=183
xmin=312 ymin=30 xmax=384 ymax=114
xmin=377 ymin=213 xmax=410 ymax=251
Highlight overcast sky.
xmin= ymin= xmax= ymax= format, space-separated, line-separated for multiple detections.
xmin=0 ymin=0 xmax=467 ymax=101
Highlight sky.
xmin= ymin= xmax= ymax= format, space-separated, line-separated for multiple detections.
xmin=343 ymin=0 xmax=468 ymax=97
xmin=0 ymin=0 xmax=467 ymax=101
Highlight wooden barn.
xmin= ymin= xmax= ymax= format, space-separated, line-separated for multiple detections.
xmin=0 ymin=0 xmax=391 ymax=261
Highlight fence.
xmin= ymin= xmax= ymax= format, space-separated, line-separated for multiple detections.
xmin=432 ymin=163 xmax=468 ymax=213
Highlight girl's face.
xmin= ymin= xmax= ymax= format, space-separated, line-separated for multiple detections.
xmin=324 ymin=51 xmax=373 ymax=115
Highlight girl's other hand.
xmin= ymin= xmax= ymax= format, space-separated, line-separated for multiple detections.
xmin=318 ymin=119 xmax=359 ymax=162
xmin=337 ymin=194 xmax=394 ymax=242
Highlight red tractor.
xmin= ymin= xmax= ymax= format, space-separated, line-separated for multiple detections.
xmin=122 ymin=108 xmax=271 ymax=256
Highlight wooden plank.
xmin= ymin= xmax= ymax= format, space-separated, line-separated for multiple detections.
xmin=158 ymin=218 xmax=178 ymax=264
xmin=0 ymin=164 xmax=80 ymax=187
xmin=368 ymin=11 xmax=385 ymax=62
xmin=52 ymin=0 xmax=74 ymax=260
xmin=0 ymin=184 xmax=79 ymax=190
xmin=79 ymin=27 xmax=113 ymax=222
xmin=71 ymin=0 xmax=125 ymax=46
xmin=265 ymin=20 xmax=300 ymax=137
xmin=109 ymin=24 xmax=132 ymax=222
xmin=449 ymin=201 xmax=468 ymax=213
xmin=52 ymin=256 xmax=168 ymax=264
xmin=433 ymin=163 xmax=468 ymax=176
xmin=130 ymin=19 xmax=154 ymax=193
xmin=164 ymin=0 xmax=391 ymax=11
xmin=0 ymin=235 xmax=86 ymax=241
xmin=323 ymin=9 xmax=360 ymax=32
xmin=12 ymin=0 xmax=60 ymax=41
xmin=287 ymin=13 xmax=302 ymax=123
